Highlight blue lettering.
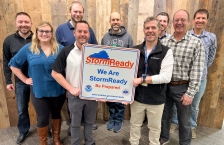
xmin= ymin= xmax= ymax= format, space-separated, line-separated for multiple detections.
xmin=97 ymin=69 xmax=107 ymax=75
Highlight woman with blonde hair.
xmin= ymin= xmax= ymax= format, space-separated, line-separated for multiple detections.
xmin=9 ymin=21 xmax=65 ymax=145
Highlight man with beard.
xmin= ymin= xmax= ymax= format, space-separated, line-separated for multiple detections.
xmin=3 ymin=12 xmax=33 ymax=144
xmin=56 ymin=1 xmax=98 ymax=46
xmin=159 ymin=10 xmax=205 ymax=145
xmin=56 ymin=1 xmax=98 ymax=135
xmin=170 ymin=9 xmax=217 ymax=139
xmin=129 ymin=16 xmax=173 ymax=145
xmin=52 ymin=20 xmax=97 ymax=145
xmin=156 ymin=12 xmax=171 ymax=40
xmin=101 ymin=12 xmax=133 ymax=133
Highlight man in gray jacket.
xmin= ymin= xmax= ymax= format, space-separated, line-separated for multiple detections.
xmin=101 ymin=12 xmax=133 ymax=133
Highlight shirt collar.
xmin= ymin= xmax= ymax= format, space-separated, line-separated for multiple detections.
xmin=169 ymin=31 xmax=191 ymax=41
xmin=67 ymin=20 xmax=74 ymax=30
xmin=189 ymin=29 xmax=208 ymax=37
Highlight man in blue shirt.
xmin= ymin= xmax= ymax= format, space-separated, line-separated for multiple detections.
xmin=55 ymin=1 xmax=98 ymax=136
xmin=170 ymin=9 xmax=217 ymax=139
xmin=56 ymin=1 xmax=98 ymax=46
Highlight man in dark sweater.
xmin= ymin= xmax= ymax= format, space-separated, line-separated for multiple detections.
xmin=3 ymin=12 xmax=33 ymax=144
xmin=129 ymin=16 xmax=173 ymax=145
xmin=101 ymin=12 xmax=133 ymax=133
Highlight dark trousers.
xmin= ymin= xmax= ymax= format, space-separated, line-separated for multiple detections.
xmin=160 ymin=83 xmax=192 ymax=145
xmin=107 ymin=102 xmax=125 ymax=122
xmin=15 ymin=83 xmax=31 ymax=135
xmin=68 ymin=93 xmax=98 ymax=145
xmin=31 ymin=92 xmax=66 ymax=127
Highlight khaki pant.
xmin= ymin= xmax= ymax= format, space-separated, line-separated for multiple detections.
xmin=129 ymin=101 xmax=164 ymax=145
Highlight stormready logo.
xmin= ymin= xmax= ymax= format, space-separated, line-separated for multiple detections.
xmin=85 ymin=50 xmax=134 ymax=69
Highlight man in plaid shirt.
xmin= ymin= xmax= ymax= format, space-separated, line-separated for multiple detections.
xmin=170 ymin=9 xmax=217 ymax=139
xmin=159 ymin=9 xmax=205 ymax=145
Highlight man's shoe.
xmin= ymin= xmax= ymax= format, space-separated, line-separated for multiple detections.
xmin=67 ymin=126 xmax=71 ymax=136
xmin=159 ymin=139 xmax=169 ymax=145
xmin=16 ymin=132 xmax=29 ymax=144
xmin=169 ymin=123 xmax=178 ymax=134
xmin=113 ymin=122 xmax=122 ymax=133
xmin=107 ymin=120 xmax=115 ymax=131
xmin=192 ymin=128 xmax=196 ymax=139
xmin=93 ymin=124 xmax=98 ymax=130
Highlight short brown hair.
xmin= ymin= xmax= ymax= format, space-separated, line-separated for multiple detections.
xmin=74 ymin=20 xmax=90 ymax=30
xmin=69 ymin=1 xmax=84 ymax=13
xmin=15 ymin=12 xmax=31 ymax=20
xmin=193 ymin=9 xmax=209 ymax=19
xmin=143 ymin=16 xmax=161 ymax=29
xmin=156 ymin=12 xmax=170 ymax=23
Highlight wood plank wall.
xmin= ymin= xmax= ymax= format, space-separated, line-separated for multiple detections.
xmin=0 ymin=0 xmax=223 ymax=129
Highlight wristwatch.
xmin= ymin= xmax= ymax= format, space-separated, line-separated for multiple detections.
xmin=142 ymin=75 xmax=147 ymax=83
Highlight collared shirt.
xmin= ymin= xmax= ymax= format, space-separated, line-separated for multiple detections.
xmin=189 ymin=29 xmax=217 ymax=80
xmin=56 ymin=20 xmax=98 ymax=47
xmin=160 ymin=32 xmax=205 ymax=98
xmin=159 ymin=31 xmax=171 ymax=40
xmin=52 ymin=42 xmax=81 ymax=89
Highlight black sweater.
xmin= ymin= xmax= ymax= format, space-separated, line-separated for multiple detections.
xmin=134 ymin=40 xmax=169 ymax=105
xmin=3 ymin=31 xmax=33 ymax=84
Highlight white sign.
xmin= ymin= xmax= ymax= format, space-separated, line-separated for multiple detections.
xmin=80 ymin=44 xmax=140 ymax=103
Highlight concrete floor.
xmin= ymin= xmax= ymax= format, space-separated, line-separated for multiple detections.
xmin=0 ymin=120 xmax=224 ymax=145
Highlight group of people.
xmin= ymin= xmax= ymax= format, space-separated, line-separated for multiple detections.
xmin=2 ymin=1 xmax=217 ymax=145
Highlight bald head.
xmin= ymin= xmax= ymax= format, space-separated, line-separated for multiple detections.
xmin=110 ymin=12 xmax=121 ymax=21
xmin=173 ymin=9 xmax=190 ymax=20
xmin=109 ymin=12 xmax=122 ymax=34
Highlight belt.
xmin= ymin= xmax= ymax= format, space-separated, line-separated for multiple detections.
xmin=170 ymin=80 xmax=189 ymax=85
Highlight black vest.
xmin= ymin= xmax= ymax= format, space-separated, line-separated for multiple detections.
xmin=134 ymin=41 xmax=169 ymax=105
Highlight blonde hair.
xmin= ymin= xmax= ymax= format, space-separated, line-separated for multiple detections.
xmin=30 ymin=21 xmax=59 ymax=55
xmin=69 ymin=1 xmax=84 ymax=12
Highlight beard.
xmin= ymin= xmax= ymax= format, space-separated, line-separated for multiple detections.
xmin=71 ymin=16 xmax=83 ymax=23
xmin=112 ymin=26 xmax=120 ymax=32
xmin=18 ymin=28 xmax=31 ymax=35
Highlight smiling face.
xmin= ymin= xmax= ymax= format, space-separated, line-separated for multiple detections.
xmin=15 ymin=14 xmax=32 ymax=35
xmin=157 ymin=15 xmax=169 ymax=31
xmin=109 ymin=12 xmax=122 ymax=33
xmin=74 ymin=22 xmax=90 ymax=47
xmin=173 ymin=10 xmax=190 ymax=34
xmin=144 ymin=20 xmax=160 ymax=43
xmin=37 ymin=25 xmax=52 ymax=43
xmin=70 ymin=3 xmax=84 ymax=23
xmin=193 ymin=12 xmax=208 ymax=30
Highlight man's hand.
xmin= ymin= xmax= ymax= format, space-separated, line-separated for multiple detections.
xmin=69 ymin=87 xmax=80 ymax=96
xmin=25 ymin=78 xmax=33 ymax=85
xmin=6 ymin=84 xmax=15 ymax=91
xmin=133 ymin=78 xmax=142 ymax=87
xmin=181 ymin=94 xmax=193 ymax=106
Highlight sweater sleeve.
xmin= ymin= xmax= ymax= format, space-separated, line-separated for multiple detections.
xmin=3 ymin=37 xmax=13 ymax=84
xmin=8 ymin=45 xmax=28 ymax=69
xmin=151 ymin=49 xmax=174 ymax=84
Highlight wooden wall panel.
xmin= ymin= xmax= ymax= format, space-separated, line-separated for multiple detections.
xmin=0 ymin=0 xmax=223 ymax=129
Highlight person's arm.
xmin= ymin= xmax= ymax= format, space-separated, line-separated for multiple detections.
xmin=52 ymin=70 xmax=80 ymax=96
xmin=10 ymin=66 xmax=32 ymax=85
xmin=133 ymin=49 xmax=174 ymax=86
xmin=186 ymin=40 xmax=205 ymax=98
xmin=55 ymin=26 xmax=62 ymax=44
xmin=89 ymin=28 xmax=98 ymax=44
xmin=2 ymin=37 xmax=14 ymax=90
xmin=128 ymin=35 xmax=134 ymax=48
xmin=8 ymin=45 xmax=32 ymax=85
xmin=207 ymin=34 xmax=217 ymax=67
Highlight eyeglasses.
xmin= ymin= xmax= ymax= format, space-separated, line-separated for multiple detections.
xmin=173 ymin=19 xmax=188 ymax=23
xmin=37 ymin=29 xmax=52 ymax=34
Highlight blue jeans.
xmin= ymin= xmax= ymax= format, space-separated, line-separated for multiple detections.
xmin=106 ymin=102 xmax=125 ymax=123
xmin=15 ymin=83 xmax=30 ymax=135
xmin=171 ymin=79 xmax=207 ymax=129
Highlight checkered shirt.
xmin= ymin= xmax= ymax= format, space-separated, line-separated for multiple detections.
xmin=161 ymin=32 xmax=205 ymax=98
xmin=189 ymin=29 xmax=217 ymax=80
